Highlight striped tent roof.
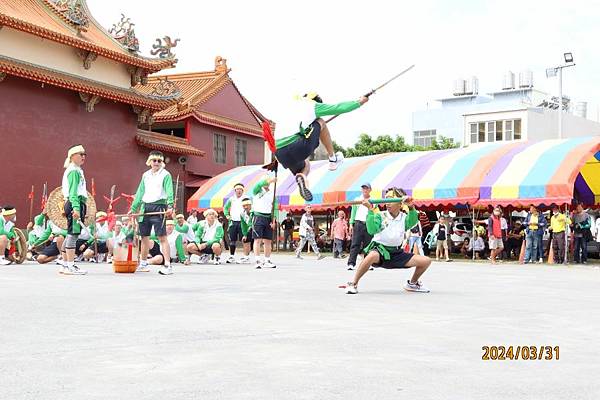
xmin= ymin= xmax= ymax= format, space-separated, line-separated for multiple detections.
xmin=187 ymin=136 xmax=600 ymax=211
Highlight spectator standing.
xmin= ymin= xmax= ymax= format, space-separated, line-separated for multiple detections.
xmin=523 ymin=205 xmax=541 ymax=264
xmin=487 ymin=207 xmax=505 ymax=264
xmin=595 ymin=215 xmax=600 ymax=243
xmin=408 ymin=221 xmax=425 ymax=256
xmin=295 ymin=205 xmax=324 ymax=259
xmin=571 ymin=204 xmax=591 ymax=264
xmin=281 ymin=215 xmax=295 ymax=251
xmin=432 ymin=216 xmax=451 ymax=262
xmin=549 ymin=205 xmax=569 ymax=264
xmin=331 ymin=210 xmax=349 ymax=258
xmin=347 ymin=183 xmax=373 ymax=270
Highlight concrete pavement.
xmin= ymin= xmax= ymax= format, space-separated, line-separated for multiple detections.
xmin=0 ymin=255 xmax=599 ymax=400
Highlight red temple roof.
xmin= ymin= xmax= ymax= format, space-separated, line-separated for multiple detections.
xmin=0 ymin=0 xmax=174 ymax=72
xmin=135 ymin=129 xmax=205 ymax=156
xmin=139 ymin=57 xmax=270 ymax=137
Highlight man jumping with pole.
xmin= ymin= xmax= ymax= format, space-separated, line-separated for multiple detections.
xmin=265 ymin=65 xmax=415 ymax=202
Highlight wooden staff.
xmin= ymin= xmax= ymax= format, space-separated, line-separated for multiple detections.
xmin=305 ymin=197 xmax=410 ymax=209
xmin=28 ymin=185 xmax=35 ymax=224
xmin=114 ymin=211 xmax=167 ymax=218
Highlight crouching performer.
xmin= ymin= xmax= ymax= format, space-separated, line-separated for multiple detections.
xmin=345 ymin=188 xmax=432 ymax=294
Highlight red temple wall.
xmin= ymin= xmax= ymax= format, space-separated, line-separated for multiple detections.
xmin=0 ymin=76 xmax=185 ymax=224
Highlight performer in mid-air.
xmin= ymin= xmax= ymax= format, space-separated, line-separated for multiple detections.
xmin=273 ymin=93 xmax=368 ymax=201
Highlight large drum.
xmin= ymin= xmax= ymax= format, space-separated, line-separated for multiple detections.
xmin=46 ymin=187 xmax=97 ymax=230
xmin=112 ymin=242 xmax=138 ymax=273
xmin=8 ymin=228 xmax=27 ymax=264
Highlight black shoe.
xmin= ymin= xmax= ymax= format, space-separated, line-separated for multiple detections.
xmin=295 ymin=174 xmax=313 ymax=202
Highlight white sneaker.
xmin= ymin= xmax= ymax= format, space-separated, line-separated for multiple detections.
xmin=158 ymin=265 xmax=173 ymax=275
xmin=63 ymin=265 xmax=87 ymax=275
xmin=255 ymin=261 xmax=264 ymax=269
xmin=345 ymin=282 xmax=358 ymax=294
xmin=404 ymin=280 xmax=430 ymax=293
xmin=55 ymin=258 xmax=65 ymax=266
xmin=225 ymin=255 xmax=236 ymax=264
xmin=239 ymin=256 xmax=251 ymax=264
xmin=263 ymin=260 xmax=276 ymax=269
xmin=214 ymin=257 xmax=222 ymax=265
xmin=0 ymin=257 xmax=12 ymax=266
xmin=198 ymin=254 xmax=209 ymax=264
xmin=295 ymin=254 xmax=303 ymax=259
xmin=136 ymin=263 xmax=150 ymax=272
xmin=328 ymin=151 xmax=345 ymax=171
xmin=347 ymin=265 xmax=355 ymax=271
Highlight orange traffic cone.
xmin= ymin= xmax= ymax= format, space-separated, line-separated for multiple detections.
xmin=547 ymin=240 xmax=554 ymax=264
xmin=519 ymin=240 xmax=526 ymax=263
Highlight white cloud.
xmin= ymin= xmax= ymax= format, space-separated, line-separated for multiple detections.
xmin=88 ymin=0 xmax=600 ymax=146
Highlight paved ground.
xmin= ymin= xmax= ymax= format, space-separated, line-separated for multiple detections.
xmin=1 ymin=255 xmax=599 ymax=400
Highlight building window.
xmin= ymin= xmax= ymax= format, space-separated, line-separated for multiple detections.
xmin=213 ymin=133 xmax=226 ymax=164
xmin=470 ymin=123 xmax=477 ymax=143
xmin=478 ymin=122 xmax=485 ymax=143
xmin=235 ymin=138 xmax=247 ymax=166
xmin=487 ymin=121 xmax=495 ymax=142
xmin=413 ymin=130 xmax=436 ymax=147
xmin=504 ymin=120 xmax=513 ymax=141
xmin=514 ymin=119 xmax=521 ymax=140
xmin=496 ymin=121 xmax=503 ymax=141
xmin=469 ymin=118 xmax=521 ymax=144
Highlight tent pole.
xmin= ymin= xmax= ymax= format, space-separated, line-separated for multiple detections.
xmin=472 ymin=204 xmax=476 ymax=261
xmin=564 ymin=203 xmax=569 ymax=264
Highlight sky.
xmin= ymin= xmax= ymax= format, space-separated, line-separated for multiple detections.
xmin=89 ymin=0 xmax=600 ymax=147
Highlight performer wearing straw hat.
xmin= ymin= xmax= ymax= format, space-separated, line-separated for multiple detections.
xmin=60 ymin=144 xmax=89 ymax=275
xmin=223 ymin=183 xmax=246 ymax=264
xmin=273 ymin=93 xmax=368 ymax=201
xmin=0 ymin=206 xmax=17 ymax=265
xmin=130 ymin=150 xmax=175 ymax=274
xmin=345 ymin=188 xmax=432 ymax=294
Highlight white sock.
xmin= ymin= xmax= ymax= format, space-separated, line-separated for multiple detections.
xmin=140 ymin=260 xmax=148 ymax=266
xmin=66 ymin=261 xmax=74 ymax=268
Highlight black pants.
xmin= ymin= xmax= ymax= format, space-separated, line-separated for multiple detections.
xmin=574 ymin=236 xmax=588 ymax=263
xmin=347 ymin=221 xmax=372 ymax=267
xmin=283 ymin=229 xmax=293 ymax=250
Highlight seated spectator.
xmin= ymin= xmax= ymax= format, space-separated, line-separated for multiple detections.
xmin=505 ymin=221 xmax=524 ymax=260
xmin=467 ymin=233 xmax=485 ymax=259
xmin=460 ymin=238 xmax=470 ymax=257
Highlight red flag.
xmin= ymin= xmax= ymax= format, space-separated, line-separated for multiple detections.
xmin=27 ymin=188 xmax=34 ymax=200
xmin=262 ymin=121 xmax=276 ymax=153
xmin=91 ymin=178 xmax=96 ymax=197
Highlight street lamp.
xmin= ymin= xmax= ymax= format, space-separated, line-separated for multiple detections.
xmin=546 ymin=52 xmax=576 ymax=139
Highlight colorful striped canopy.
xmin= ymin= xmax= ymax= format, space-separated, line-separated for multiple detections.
xmin=187 ymin=136 xmax=600 ymax=211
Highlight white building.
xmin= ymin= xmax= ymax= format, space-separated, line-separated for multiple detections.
xmin=412 ymin=71 xmax=600 ymax=147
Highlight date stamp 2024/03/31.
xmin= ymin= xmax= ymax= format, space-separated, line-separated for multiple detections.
xmin=482 ymin=346 xmax=559 ymax=361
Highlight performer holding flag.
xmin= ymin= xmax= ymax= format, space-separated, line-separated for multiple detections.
xmin=129 ymin=150 xmax=174 ymax=275
xmin=272 ymin=93 xmax=368 ymax=201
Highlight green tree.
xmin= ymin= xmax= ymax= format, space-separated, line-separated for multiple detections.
xmin=341 ymin=134 xmax=460 ymax=156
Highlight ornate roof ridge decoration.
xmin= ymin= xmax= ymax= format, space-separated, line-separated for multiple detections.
xmin=150 ymin=36 xmax=180 ymax=63
xmin=135 ymin=129 xmax=205 ymax=157
xmin=0 ymin=55 xmax=180 ymax=110
xmin=109 ymin=13 xmax=139 ymax=53
xmin=150 ymin=77 xmax=180 ymax=98
xmin=194 ymin=110 xmax=263 ymax=134
xmin=50 ymin=0 xmax=89 ymax=33
xmin=0 ymin=2 xmax=175 ymax=72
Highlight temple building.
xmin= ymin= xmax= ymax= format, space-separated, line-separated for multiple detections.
xmin=139 ymin=56 xmax=270 ymax=204
xmin=0 ymin=0 xmax=269 ymax=216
